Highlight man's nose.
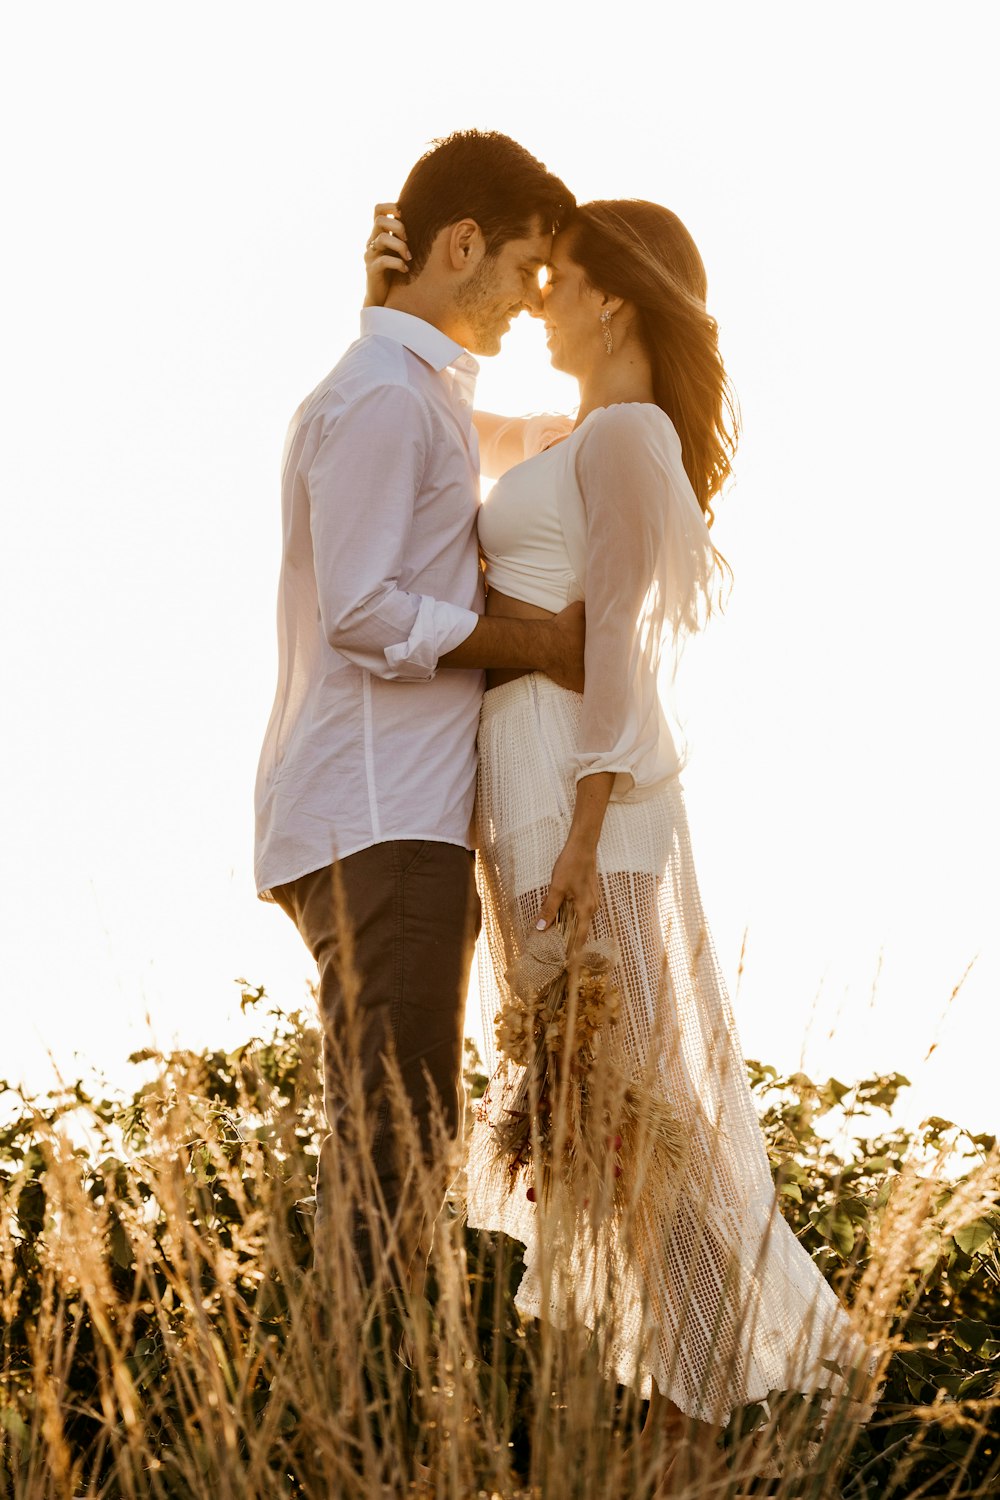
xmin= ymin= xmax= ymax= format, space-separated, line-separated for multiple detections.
xmin=522 ymin=282 xmax=544 ymax=316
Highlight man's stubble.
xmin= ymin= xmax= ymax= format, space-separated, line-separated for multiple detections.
xmin=454 ymin=254 xmax=511 ymax=357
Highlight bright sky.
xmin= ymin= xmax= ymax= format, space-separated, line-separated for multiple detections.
xmin=2 ymin=4 xmax=997 ymax=1137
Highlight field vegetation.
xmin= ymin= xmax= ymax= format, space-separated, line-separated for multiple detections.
xmin=1 ymin=984 xmax=997 ymax=1498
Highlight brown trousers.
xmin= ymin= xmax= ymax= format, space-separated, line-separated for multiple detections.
xmin=272 ymin=840 xmax=480 ymax=1282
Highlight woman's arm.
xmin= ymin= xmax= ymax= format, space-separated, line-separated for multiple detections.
xmin=533 ymin=412 xmax=659 ymax=936
xmin=363 ymin=203 xmax=410 ymax=307
xmin=536 ymin=405 xmax=708 ymax=939
xmin=572 ymin=404 xmax=716 ymax=791
xmin=534 ymin=772 xmax=614 ymax=938
xmin=360 ymin=208 xmax=550 ymax=477
xmin=475 ymin=411 xmax=533 ymax=477
xmin=360 ymin=207 xmax=579 ymax=486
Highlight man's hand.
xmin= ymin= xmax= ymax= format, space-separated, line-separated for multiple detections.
xmin=541 ymin=600 xmax=586 ymax=693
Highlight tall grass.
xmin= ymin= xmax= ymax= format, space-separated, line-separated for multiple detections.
xmin=1 ymin=984 xmax=997 ymax=1498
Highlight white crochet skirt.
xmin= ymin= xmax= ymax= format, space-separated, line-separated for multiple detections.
xmin=465 ymin=672 xmax=871 ymax=1423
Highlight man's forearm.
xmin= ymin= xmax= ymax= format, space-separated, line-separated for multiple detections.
xmin=439 ymin=601 xmax=585 ymax=692
xmin=438 ymin=616 xmax=558 ymax=672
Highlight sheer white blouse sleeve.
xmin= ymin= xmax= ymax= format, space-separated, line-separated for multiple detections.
xmin=476 ymin=412 xmax=576 ymax=478
xmin=570 ymin=403 xmax=720 ymax=801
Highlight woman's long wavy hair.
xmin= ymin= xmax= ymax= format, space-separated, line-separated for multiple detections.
xmin=565 ymin=200 xmax=739 ymax=524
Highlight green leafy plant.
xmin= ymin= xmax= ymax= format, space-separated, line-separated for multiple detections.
xmin=0 ymin=987 xmax=996 ymax=1498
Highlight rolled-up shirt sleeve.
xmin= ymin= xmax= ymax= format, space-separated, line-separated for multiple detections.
xmin=307 ymin=383 xmax=478 ymax=680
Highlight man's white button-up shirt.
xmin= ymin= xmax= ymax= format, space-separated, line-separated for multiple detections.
xmin=254 ymin=308 xmax=484 ymax=898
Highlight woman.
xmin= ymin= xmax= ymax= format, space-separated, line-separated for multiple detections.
xmin=365 ymin=199 xmax=872 ymax=1483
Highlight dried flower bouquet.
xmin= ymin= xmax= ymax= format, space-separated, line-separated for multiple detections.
xmin=482 ymin=902 xmax=688 ymax=1213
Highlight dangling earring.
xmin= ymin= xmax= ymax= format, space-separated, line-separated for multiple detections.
xmin=600 ymin=308 xmax=614 ymax=355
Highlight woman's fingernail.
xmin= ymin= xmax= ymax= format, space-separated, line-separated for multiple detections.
xmin=536 ymin=919 xmax=547 ymax=930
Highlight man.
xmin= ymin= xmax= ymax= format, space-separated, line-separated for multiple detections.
xmin=254 ymin=131 xmax=578 ymax=1285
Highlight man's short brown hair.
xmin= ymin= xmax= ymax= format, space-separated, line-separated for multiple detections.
xmin=398 ymin=130 xmax=574 ymax=276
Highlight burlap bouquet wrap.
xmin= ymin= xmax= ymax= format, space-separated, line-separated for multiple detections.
xmin=506 ymin=925 xmax=619 ymax=1002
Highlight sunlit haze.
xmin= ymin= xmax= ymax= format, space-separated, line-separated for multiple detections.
xmin=2 ymin=3 xmax=996 ymax=1137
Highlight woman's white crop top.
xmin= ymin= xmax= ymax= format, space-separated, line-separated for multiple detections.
xmin=476 ymin=403 xmax=721 ymax=802
xmin=478 ymin=415 xmax=581 ymax=612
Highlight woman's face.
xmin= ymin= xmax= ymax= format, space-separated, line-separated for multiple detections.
xmin=536 ymin=232 xmax=605 ymax=376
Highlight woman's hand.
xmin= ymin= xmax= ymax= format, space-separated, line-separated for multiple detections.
xmin=535 ymin=774 xmax=614 ymax=941
xmin=534 ymin=834 xmax=600 ymax=944
xmin=364 ymin=203 xmax=411 ymax=307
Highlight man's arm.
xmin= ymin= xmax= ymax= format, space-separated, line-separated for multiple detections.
xmin=439 ymin=605 xmax=585 ymax=693
xmin=309 ymin=382 xmax=584 ymax=689
xmin=308 ymin=384 xmax=478 ymax=681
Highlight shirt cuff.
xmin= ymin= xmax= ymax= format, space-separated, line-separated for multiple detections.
xmin=383 ymin=597 xmax=479 ymax=680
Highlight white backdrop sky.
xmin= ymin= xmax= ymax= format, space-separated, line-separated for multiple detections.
xmin=2 ymin=3 xmax=997 ymax=1135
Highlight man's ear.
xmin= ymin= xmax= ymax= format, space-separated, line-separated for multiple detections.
xmin=445 ymin=219 xmax=486 ymax=271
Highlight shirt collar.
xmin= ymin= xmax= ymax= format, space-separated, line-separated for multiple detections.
xmin=360 ymin=307 xmax=479 ymax=377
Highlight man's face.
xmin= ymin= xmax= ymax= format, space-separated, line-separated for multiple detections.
xmin=453 ymin=218 xmax=552 ymax=355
